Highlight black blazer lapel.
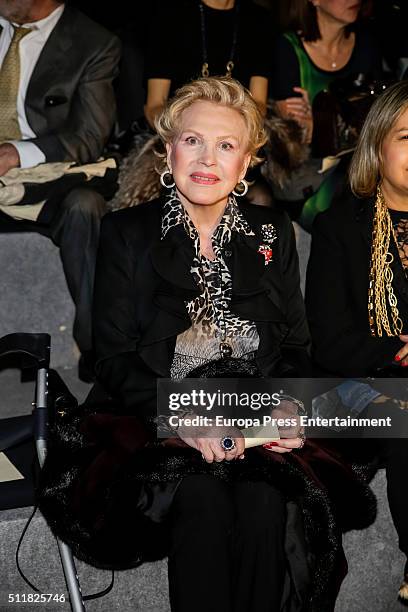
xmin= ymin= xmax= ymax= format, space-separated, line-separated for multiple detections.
xmin=354 ymin=196 xmax=373 ymax=250
xmin=227 ymin=232 xmax=286 ymax=322
xmin=138 ymin=224 xmax=199 ymax=357
xmin=224 ymin=230 xmax=291 ymax=376
xmin=150 ymin=224 xmax=199 ymax=296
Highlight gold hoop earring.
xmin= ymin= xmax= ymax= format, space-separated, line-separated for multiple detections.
xmin=232 ymin=179 xmax=248 ymax=197
xmin=160 ymin=169 xmax=175 ymax=189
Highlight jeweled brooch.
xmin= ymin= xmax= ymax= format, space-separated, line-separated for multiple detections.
xmin=258 ymin=224 xmax=277 ymax=266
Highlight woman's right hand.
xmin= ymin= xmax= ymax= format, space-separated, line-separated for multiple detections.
xmin=262 ymin=398 xmax=305 ymax=452
xmin=177 ymin=424 xmax=245 ymax=463
xmin=394 ymin=335 xmax=408 ymax=366
xmin=263 ymin=437 xmax=304 ymax=453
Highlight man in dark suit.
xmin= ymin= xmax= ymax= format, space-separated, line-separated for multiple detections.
xmin=0 ymin=0 xmax=121 ymax=380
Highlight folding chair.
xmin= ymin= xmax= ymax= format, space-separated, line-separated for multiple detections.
xmin=0 ymin=332 xmax=86 ymax=612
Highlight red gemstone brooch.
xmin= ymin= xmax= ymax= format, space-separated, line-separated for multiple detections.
xmin=258 ymin=224 xmax=277 ymax=266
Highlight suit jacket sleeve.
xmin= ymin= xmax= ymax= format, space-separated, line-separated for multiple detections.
xmin=305 ymin=212 xmax=403 ymax=377
xmin=93 ymin=212 xmax=157 ymax=419
xmin=28 ymin=34 xmax=121 ymax=164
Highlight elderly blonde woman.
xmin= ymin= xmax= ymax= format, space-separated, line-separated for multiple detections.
xmin=306 ymin=80 xmax=408 ymax=603
xmin=39 ymin=77 xmax=375 ymax=612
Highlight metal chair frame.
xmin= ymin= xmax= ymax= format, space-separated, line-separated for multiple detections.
xmin=0 ymin=332 xmax=86 ymax=612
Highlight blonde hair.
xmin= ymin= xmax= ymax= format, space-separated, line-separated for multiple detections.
xmin=154 ymin=76 xmax=267 ymax=168
xmin=350 ymin=81 xmax=408 ymax=198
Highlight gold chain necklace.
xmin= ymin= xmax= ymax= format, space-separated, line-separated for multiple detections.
xmin=368 ymin=187 xmax=403 ymax=337
xmin=199 ymin=1 xmax=239 ymax=78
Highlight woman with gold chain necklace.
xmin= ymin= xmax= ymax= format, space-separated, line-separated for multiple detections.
xmin=306 ymin=80 xmax=408 ymax=604
xmin=144 ymin=0 xmax=271 ymax=128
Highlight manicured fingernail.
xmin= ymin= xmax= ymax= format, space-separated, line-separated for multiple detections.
xmin=395 ymin=355 xmax=401 ymax=362
xmin=403 ymin=362 xmax=408 ymax=367
xmin=239 ymin=455 xmax=245 ymax=460
xmin=263 ymin=442 xmax=279 ymax=449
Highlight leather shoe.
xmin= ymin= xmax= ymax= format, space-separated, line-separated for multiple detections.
xmin=78 ymin=351 xmax=96 ymax=383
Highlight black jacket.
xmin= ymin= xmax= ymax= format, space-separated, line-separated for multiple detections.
xmin=305 ymin=194 xmax=407 ymax=377
xmin=92 ymin=197 xmax=311 ymax=419
xmin=38 ymin=198 xmax=377 ymax=612
xmin=19 ymin=5 xmax=121 ymax=163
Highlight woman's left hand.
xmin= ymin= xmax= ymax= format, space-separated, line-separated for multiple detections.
xmin=177 ymin=423 xmax=245 ymax=463
xmin=275 ymin=87 xmax=313 ymax=144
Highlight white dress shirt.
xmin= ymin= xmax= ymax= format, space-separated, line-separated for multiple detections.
xmin=0 ymin=4 xmax=64 ymax=168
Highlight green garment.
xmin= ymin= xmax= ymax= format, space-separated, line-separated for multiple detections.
xmin=283 ymin=32 xmax=343 ymax=231
xmin=284 ymin=31 xmax=335 ymax=103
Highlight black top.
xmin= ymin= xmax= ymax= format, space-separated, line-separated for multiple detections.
xmin=269 ymin=26 xmax=383 ymax=101
xmin=146 ymin=0 xmax=272 ymax=93
xmin=390 ymin=209 xmax=408 ymax=273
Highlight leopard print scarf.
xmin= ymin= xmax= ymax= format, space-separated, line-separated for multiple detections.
xmin=161 ymin=190 xmax=259 ymax=377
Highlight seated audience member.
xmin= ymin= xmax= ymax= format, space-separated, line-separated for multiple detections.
xmin=39 ymin=77 xmax=377 ymax=612
xmin=0 ymin=0 xmax=121 ymax=381
xmin=306 ymin=80 xmax=408 ymax=603
xmin=68 ymin=0 xmax=154 ymax=135
xmin=144 ymin=0 xmax=272 ymax=128
xmin=269 ymin=0 xmax=383 ymax=230
xmin=367 ymin=0 xmax=408 ymax=79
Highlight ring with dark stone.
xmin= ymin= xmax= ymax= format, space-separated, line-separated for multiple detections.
xmin=220 ymin=436 xmax=236 ymax=452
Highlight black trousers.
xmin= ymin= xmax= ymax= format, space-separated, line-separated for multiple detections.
xmin=0 ymin=187 xmax=106 ymax=354
xmin=360 ymin=403 xmax=408 ymax=558
xmin=381 ymin=438 xmax=408 ymax=558
xmin=168 ymin=474 xmax=287 ymax=612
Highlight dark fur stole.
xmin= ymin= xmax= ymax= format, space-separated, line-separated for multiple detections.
xmin=37 ymin=403 xmax=376 ymax=612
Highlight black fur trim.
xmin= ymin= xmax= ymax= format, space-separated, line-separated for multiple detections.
xmin=37 ymin=406 xmax=376 ymax=612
